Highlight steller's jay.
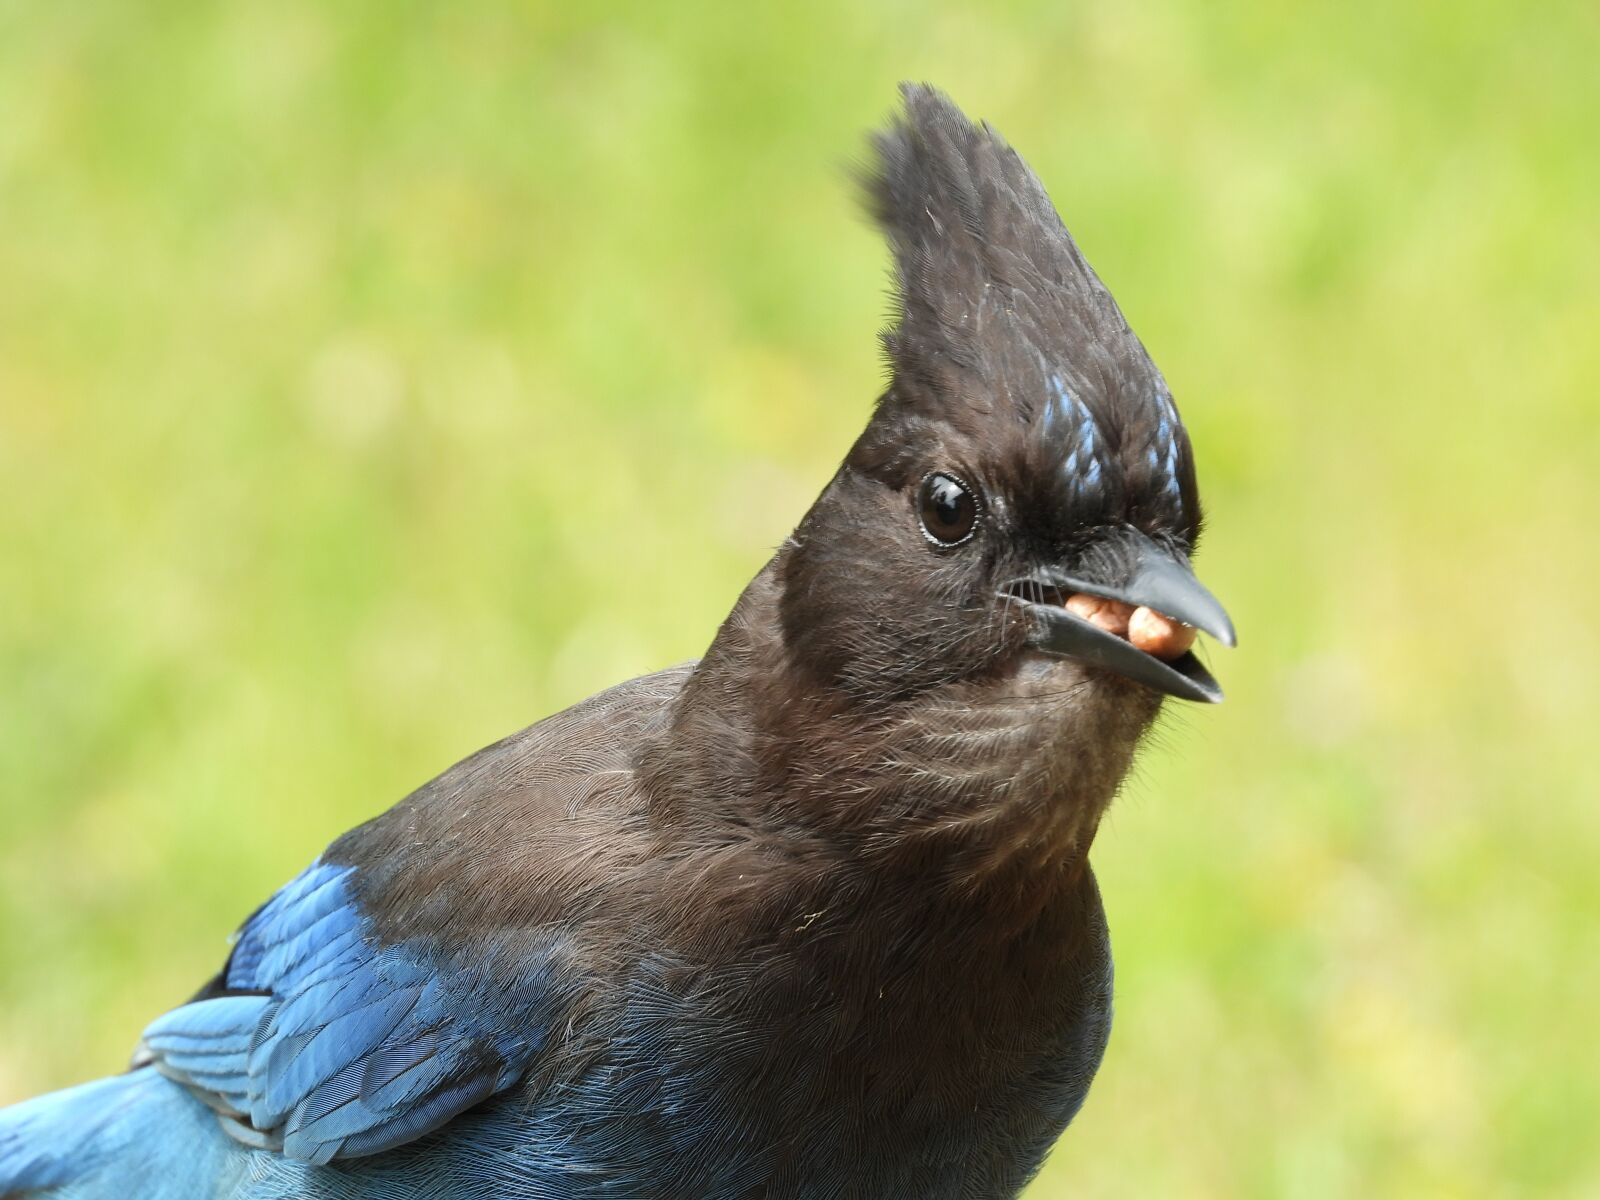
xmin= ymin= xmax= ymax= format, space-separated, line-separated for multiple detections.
xmin=0 ymin=84 xmax=1234 ymax=1200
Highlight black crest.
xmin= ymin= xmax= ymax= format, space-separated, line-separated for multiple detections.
xmin=856 ymin=84 xmax=1199 ymax=542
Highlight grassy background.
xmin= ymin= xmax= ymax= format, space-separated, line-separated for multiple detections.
xmin=2 ymin=2 xmax=1596 ymax=1195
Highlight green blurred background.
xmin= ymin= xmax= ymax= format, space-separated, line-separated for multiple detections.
xmin=2 ymin=2 xmax=1596 ymax=1195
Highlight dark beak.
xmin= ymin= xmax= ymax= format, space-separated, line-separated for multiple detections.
xmin=1001 ymin=535 xmax=1236 ymax=704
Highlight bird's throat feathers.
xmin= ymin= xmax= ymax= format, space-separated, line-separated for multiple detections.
xmin=643 ymin=559 xmax=1156 ymax=901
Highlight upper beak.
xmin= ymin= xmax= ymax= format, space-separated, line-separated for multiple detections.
xmin=1000 ymin=534 xmax=1236 ymax=704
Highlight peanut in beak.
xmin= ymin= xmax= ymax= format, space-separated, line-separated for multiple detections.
xmin=1064 ymin=593 xmax=1197 ymax=661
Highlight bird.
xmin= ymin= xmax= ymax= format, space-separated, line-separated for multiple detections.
xmin=0 ymin=84 xmax=1235 ymax=1200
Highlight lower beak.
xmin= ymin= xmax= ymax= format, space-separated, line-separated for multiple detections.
xmin=1000 ymin=536 xmax=1236 ymax=704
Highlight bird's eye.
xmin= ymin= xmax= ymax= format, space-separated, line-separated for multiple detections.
xmin=917 ymin=472 xmax=979 ymax=547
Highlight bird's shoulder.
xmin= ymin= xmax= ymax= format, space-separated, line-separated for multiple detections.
xmin=135 ymin=663 xmax=696 ymax=1163
xmin=326 ymin=661 xmax=694 ymax=934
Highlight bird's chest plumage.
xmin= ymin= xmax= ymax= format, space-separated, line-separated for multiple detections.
xmin=440 ymin=872 xmax=1114 ymax=1200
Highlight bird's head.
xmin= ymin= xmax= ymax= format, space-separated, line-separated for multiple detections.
xmin=778 ymin=85 xmax=1234 ymax=716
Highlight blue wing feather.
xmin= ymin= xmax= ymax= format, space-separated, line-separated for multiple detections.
xmin=135 ymin=860 xmax=559 ymax=1164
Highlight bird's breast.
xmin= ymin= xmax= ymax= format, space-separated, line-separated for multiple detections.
xmin=502 ymin=865 xmax=1116 ymax=1199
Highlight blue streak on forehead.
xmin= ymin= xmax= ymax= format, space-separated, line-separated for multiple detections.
xmin=1046 ymin=374 xmax=1104 ymax=498
xmin=1156 ymin=393 xmax=1183 ymax=498
xmin=1038 ymin=377 xmax=1188 ymax=511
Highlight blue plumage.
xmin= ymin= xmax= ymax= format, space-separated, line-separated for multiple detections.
xmin=0 ymin=1071 xmax=241 ymax=1197
xmin=0 ymin=861 xmax=575 ymax=1196
xmin=135 ymin=862 xmax=557 ymax=1165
